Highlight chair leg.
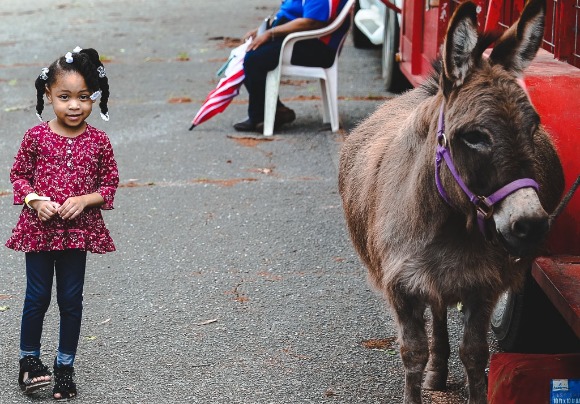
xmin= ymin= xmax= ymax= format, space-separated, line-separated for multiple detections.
xmin=264 ymin=68 xmax=280 ymax=136
xmin=326 ymin=67 xmax=340 ymax=132
xmin=319 ymin=78 xmax=330 ymax=124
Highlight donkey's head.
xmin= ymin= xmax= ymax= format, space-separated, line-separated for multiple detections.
xmin=436 ymin=0 xmax=557 ymax=257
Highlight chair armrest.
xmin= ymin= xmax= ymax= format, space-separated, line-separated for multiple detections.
xmin=278 ymin=0 xmax=355 ymax=65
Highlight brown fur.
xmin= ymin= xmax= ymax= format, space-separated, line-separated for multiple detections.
xmin=338 ymin=1 xmax=563 ymax=403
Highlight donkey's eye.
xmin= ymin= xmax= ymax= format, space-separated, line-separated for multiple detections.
xmin=460 ymin=131 xmax=491 ymax=150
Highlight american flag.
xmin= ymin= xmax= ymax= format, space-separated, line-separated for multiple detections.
xmin=189 ymin=40 xmax=250 ymax=130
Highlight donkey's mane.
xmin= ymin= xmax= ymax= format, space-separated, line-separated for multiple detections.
xmin=419 ymin=31 xmax=502 ymax=97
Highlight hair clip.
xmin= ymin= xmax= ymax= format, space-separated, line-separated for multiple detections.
xmin=100 ymin=112 xmax=110 ymax=122
xmin=65 ymin=52 xmax=73 ymax=63
xmin=97 ymin=66 xmax=106 ymax=78
xmin=90 ymin=90 xmax=102 ymax=101
xmin=36 ymin=113 xmax=43 ymax=122
xmin=39 ymin=67 xmax=49 ymax=80
xmin=72 ymin=46 xmax=82 ymax=53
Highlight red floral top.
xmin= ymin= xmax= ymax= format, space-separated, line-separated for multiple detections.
xmin=6 ymin=122 xmax=119 ymax=254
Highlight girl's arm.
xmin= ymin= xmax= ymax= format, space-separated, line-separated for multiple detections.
xmin=96 ymin=136 xmax=119 ymax=210
xmin=59 ymin=135 xmax=119 ymax=221
xmin=10 ymin=131 xmax=37 ymax=204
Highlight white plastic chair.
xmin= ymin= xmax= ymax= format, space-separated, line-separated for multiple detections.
xmin=263 ymin=0 xmax=356 ymax=136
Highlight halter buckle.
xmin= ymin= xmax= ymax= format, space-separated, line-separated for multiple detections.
xmin=476 ymin=196 xmax=494 ymax=219
xmin=437 ymin=132 xmax=448 ymax=148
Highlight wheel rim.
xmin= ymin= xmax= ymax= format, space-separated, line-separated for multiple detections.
xmin=492 ymin=292 xmax=508 ymax=325
xmin=491 ymin=290 xmax=513 ymax=340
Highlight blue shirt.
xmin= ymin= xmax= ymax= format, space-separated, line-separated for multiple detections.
xmin=275 ymin=0 xmax=350 ymax=50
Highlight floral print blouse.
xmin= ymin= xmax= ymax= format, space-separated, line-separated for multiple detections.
xmin=6 ymin=122 xmax=119 ymax=254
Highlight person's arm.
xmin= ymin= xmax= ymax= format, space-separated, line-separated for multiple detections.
xmin=59 ymin=135 xmax=118 ymax=220
xmin=246 ymin=18 xmax=326 ymax=51
xmin=11 ymin=130 xmax=37 ymax=204
xmin=94 ymin=136 xmax=119 ymax=210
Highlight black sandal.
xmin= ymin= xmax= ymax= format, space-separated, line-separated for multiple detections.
xmin=18 ymin=355 xmax=52 ymax=394
xmin=52 ymin=363 xmax=77 ymax=401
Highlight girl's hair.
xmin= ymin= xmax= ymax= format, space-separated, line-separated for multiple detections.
xmin=35 ymin=47 xmax=110 ymax=120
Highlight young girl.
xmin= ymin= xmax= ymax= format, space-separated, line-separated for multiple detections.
xmin=6 ymin=46 xmax=119 ymax=400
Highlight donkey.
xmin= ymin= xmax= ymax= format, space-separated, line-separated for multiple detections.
xmin=338 ymin=0 xmax=564 ymax=403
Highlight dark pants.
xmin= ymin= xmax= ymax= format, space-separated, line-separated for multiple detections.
xmin=20 ymin=250 xmax=87 ymax=358
xmin=243 ymin=21 xmax=336 ymax=124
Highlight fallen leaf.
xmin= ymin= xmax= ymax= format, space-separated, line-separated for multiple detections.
xmin=361 ymin=337 xmax=396 ymax=351
xmin=190 ymin=178 xmax=257 ymax=187
xmin=0 ymin=306 xmax=9 ymax=312
xmin=227 ymin=135 xmax=276 ymax=147
xmin=325 ymin=389 xmax=338 ymax=397
xmin=195 ymin=318 xmax=218 ymax=326
xmin=168 ymin=97 xmax=192 ymax=104
xmin=5 ymin=105 xmax=28 ymax=112
xmin=85 ymin=335 xmax=97 ymax=341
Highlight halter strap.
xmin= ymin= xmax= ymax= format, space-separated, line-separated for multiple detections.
xmin=435 ymin=104 xmax=539 ymax=236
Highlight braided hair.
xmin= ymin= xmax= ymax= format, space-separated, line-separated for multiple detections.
xmin=35 ymin=47 xmax=110 ymax=121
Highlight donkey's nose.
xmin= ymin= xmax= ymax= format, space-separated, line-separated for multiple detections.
xmin=511 ymin=215 xmax=549 ymax=244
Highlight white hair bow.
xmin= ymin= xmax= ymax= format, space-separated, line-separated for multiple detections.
xmin=90 ymin=91 xmax=102 ymax=101
xmin=65 ymin=46 xmax=82 ymax=63
xmin=39 ymin=67 xmax=49 ymax=80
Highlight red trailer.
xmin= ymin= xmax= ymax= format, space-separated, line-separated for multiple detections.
xmin=375 ymin=0 xmax=580 ymax=351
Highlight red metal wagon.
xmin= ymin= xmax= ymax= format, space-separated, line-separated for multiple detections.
xmin=357 ymin=0 xmax=580 ymax=352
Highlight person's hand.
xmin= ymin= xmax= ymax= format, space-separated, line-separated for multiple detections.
xmin=247 ymin=31 xmax=271 ymax=51
xmin=243 ymin=28 xmax=259 ymax=42
xmin=58 ymin=196 xmax=87 ymax=220
xmin=31 ymin=200 xmax=61 ymax=222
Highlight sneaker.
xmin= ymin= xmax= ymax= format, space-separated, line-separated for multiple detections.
xmin=275 ymin=106 xmax=296 ymax=128
xmin=233 ymin=118 xmax=260 ymax=132
xmin=234 ymin=106 xmax=296 ymax=133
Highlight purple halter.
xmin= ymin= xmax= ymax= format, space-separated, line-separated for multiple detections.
xmin=435 ymin=104 xmax=540 ymax=236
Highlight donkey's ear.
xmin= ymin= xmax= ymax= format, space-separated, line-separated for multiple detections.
xmin=442 ymin=1 xmax=479 ymax=88
xmin=489 ymin=0 xmax=545 ymax=76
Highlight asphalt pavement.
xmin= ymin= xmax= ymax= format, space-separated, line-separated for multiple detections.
xmin=0 ymin=1 xmax=487 ymax=403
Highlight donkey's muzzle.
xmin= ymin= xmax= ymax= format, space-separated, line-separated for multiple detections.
xmin=511 ymin=215 xmax=549 ymax=244
xmin=493 ymin=188 xmax=550 ymax=257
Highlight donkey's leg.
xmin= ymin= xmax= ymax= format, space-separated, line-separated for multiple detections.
xmin=459 ymin=297 xmax=493 ymax=404
xmin=423 ymin=304 xmax=450 ymax=391
xmin=390 ymin=293 xmax=429 ymax=404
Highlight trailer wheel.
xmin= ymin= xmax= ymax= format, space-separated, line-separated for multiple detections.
xmin=491 ymin=271 xmax=578 ymax=353
xmin=491 ymin=288 xmax=525 ymax=351
xmin=352 ymin=1 xmax=378 ymax=49
xmin=381 ymin=6 xmax=409 ymax=93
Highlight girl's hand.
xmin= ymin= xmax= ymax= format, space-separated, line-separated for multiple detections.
xmin=58 ymin=196 xmax=87 ymax=220
xmin=31 ymin=200 xmax=61 ymax=222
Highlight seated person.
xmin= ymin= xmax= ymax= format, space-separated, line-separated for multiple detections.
xmin=234 ymin=0 xmax=351 ymax=132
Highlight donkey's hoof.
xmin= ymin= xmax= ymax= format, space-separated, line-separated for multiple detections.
xmin=422 ymin=370 xmax=447 ymax=391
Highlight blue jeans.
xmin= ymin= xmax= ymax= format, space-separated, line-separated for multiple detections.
xmin=20 ymin=250 xmax=87 ymax=366
xmin=243 ymin=18 xmax=336 ymax=124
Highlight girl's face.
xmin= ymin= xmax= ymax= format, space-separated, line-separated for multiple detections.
xmin=45 ymin=71 xmax=94 ymax=136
